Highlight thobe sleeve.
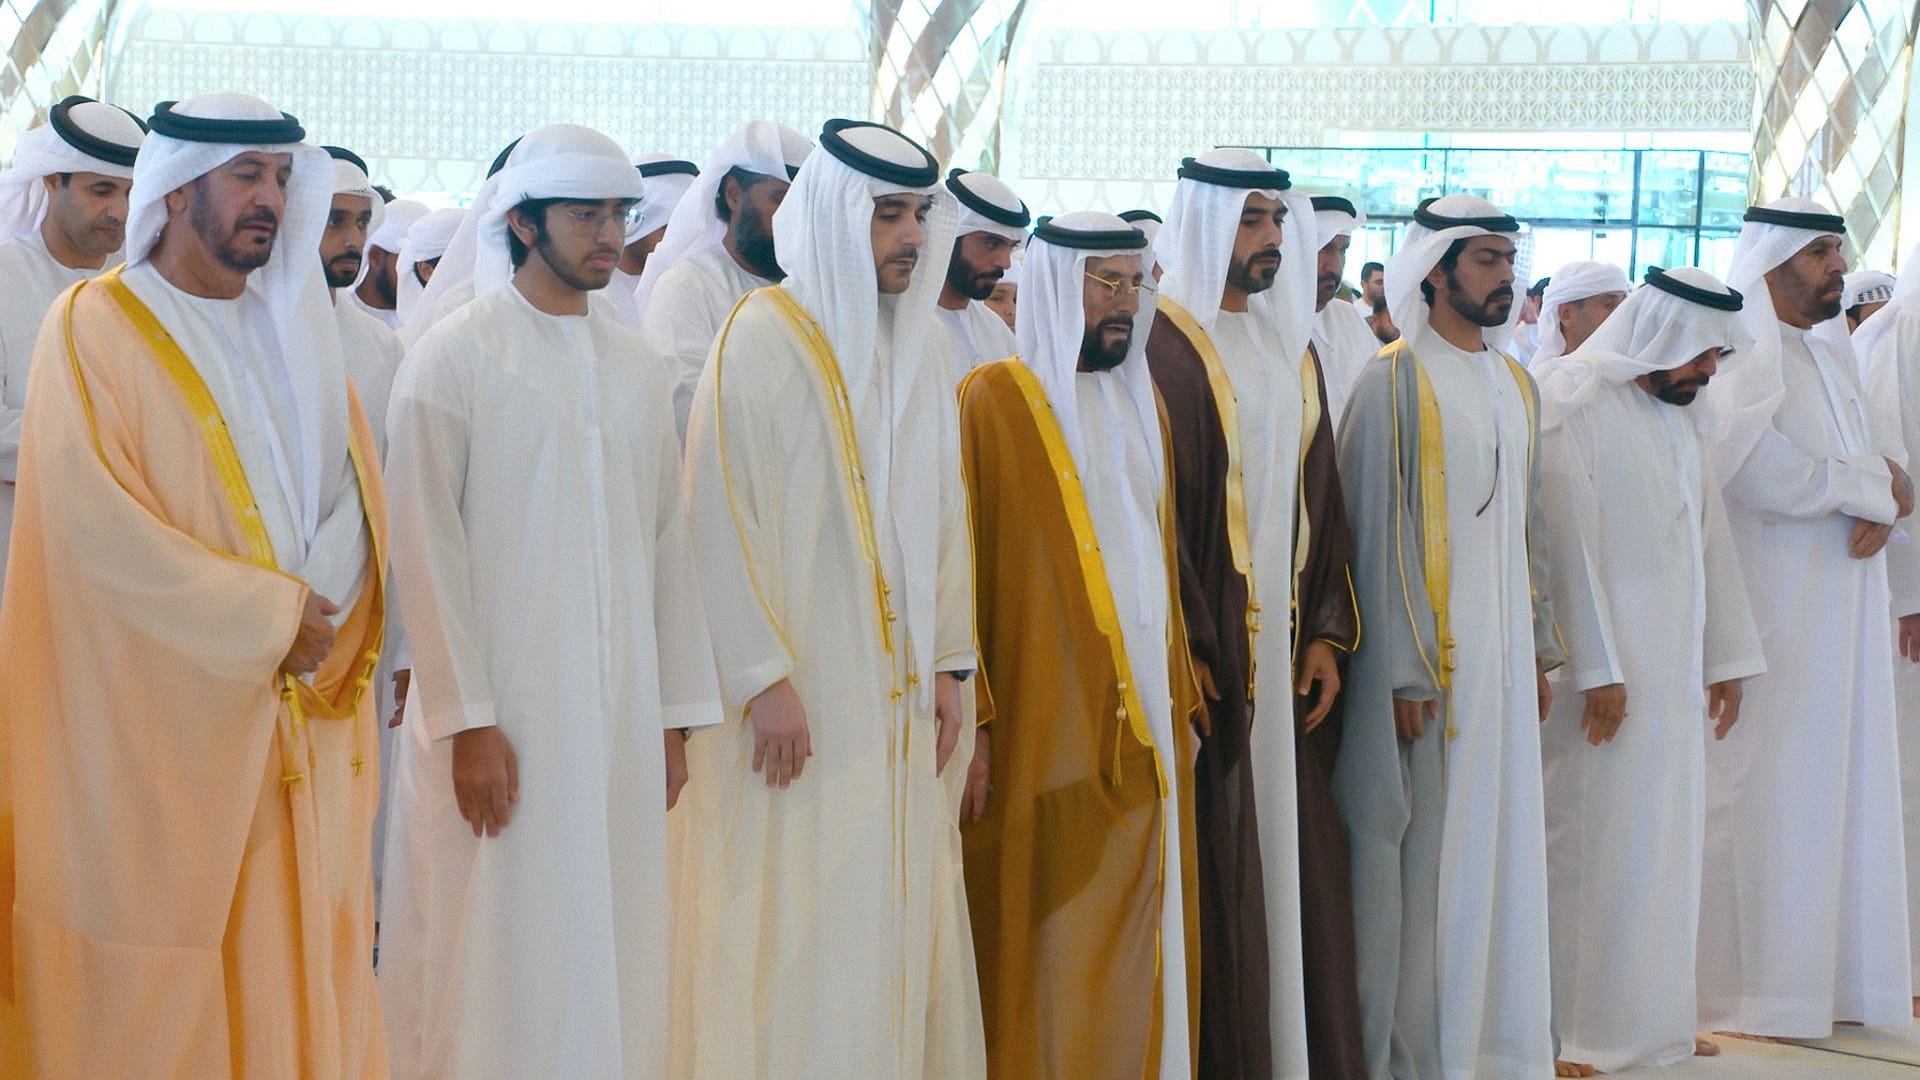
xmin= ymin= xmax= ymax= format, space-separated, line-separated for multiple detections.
xmin=1699 ymin=453 xmax=1767 ymax=685
xmin=650 ymin=392 xmax=725 ymax=731
xmin=1298 ymin=347 xmax=1359 ymax=653
xmin=643 ymin=264 xmax=721 ymax=444
xmin=684 ymin=316 xmax=797 ymax=712
xmin=0 ymin=303 xmax=42 ymax=486
xmin=1523 ymin=371 xmax=1567 ymax=672
xmin=1873 ymin=321 xmax=1920 ymax=615
xmin=1723 ymin=409 xmax=1898 ymax=525
xmin=1337 ymin=355 xmax=1440 ymax=704
xmin=1536 ymin=414 xmax=1621 ymax=691
xmin=934 ymin=378 xmax=979 ymax=675
xmin=14 ymin=291 xmax=308 ymax=681
xmin=385 ymin=347 xmax=497 ymax=740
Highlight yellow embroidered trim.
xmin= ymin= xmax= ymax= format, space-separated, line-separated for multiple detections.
xmin=100 ymin=270 xmax=278 ymax=567
xmin=1158 ymin=300 xmax=1259 ymax=694
xmin=95 ymin=269 xmax=383 ymax=762
xmin=1000 ymin=360 xmax=1163 ymax=796
xmin=763 ymin=287 xmax=900 ymax=671
xmin=707 ymin=288 xmax=800 ymax=697
xmin=1291 ymin=346 xmax=1321 ymax=661
xmin=1384 ymin=342 xmax=1447 ymax=704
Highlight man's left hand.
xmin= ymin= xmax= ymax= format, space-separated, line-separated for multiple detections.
xmin=1296 ymin=641 xmax=1341 ymax=733
xmin=665 ymin=730 xmax=689 ymax=811
xmin=935 ymin=672 xmax=965 ymax=776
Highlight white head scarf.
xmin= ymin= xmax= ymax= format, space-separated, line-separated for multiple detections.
xmin=945 ymin=169 xmax=1030 ymax=243
xmin=1310 ymin=194 xmax=1365 ymax=246
xmin=1016 ymin=210 xmax=1160 ymax=622
xmin=774 ymin=119 xmax=956 ymax=427
xmin=1119 ymin=210 xmax=1162 ymax=269
xmin=1016 ymin=212 xmax=1160 ymax=489
xmin=1844 ymin=269 xmax=1896 ymax=312
xmin=0 ymin=95 xmax=145 ymax=241
xmin=368 ymin=197 xmax=427 ymax=255
xmin=395 ymin=207 xmax=464 ymax=326
xmin=629 ymin=152 xmax=698 ymax=244
xmin=1533 ymin=266 xmax=1747 ymax=431
xmin=323 ymin=146 xmax=385 ymax=288
xmin=1856 ymin=248 xmax=1920 ymax=361
xmin=128 ymin=91 xmax=345 ymax=555
xmin=1156 ymin=148 xmax=1316 ymax=371
xmin=1695 ymin=196 xmax=1852 ymax=482
xmin=1383 ymin=193 xmax=1526 ymax=355
xmin=632 ymin=120 xmax=811 ymax=312
xmin=1531 ymin=260 xmax=1632 ymax=367
xmin=416 ymin=122 xmax=644 ymax=314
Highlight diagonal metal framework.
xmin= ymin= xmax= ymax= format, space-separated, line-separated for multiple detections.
xmin=868 ymin=0 xmax=1029 ymax=174
xmin=1746 ymin=0 xmax=1920 ymax=269
xmin=0 ymin=0 xmax=116 ymax=161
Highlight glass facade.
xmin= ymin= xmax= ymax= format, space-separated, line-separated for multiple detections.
xmin=1245 ymin=144 xmax=1750 ymax=281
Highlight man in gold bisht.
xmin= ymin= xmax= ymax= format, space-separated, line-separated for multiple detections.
xmin=0 ymin=92 xmax=388 ymax=1079
xmin=959 ymin=210 xmax=1203 ymax=1079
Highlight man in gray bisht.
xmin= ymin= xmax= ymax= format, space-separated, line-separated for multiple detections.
xmin=1332 ymin=194 xmax=1562 ymax=1080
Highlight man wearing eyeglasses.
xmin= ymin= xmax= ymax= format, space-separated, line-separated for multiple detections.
xmin=1141 ymin=149 xmax=1359 ymax=1080
xmin=956 ymin=210 xmax=1203 ymax=1079
xmin=1332 ymin=194 xmax=1565 ymax=1080
xmin=378 ymin=122 xmax=723 ymax=1080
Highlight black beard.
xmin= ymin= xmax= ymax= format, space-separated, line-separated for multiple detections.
xmin=1078 ymin=320 xmax=1132 ymax=371
xmin=945 ymin=244 xmax=1001 ymax=301
xmin=1226 ymin=248 xmax=1279 ymax=295
xmin=323 ymin=253 xmax=361 ymax=289
xmin=733 ymin=203 xmax=783 ymax=281
xmin=1447 ymin=282 xmax=1513 ymax=328
xmin=1648 ymin=368 xmax=1707 ymax=405
xmin=534 ymin=230 xmax=615 ymax=293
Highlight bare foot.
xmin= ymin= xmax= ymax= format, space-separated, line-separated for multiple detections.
xmin=1694 ymin=1036 xmax=1720 ymax=1057
xmin=1913 ymin=996 xmax=1920 ymax=1020
xmin=1836 ymin=1020 xmax=1864 ymax=1027
xmin=1554 ymin=1060 xmax=1596 ymax=1077
xmin=1713 ymin=1030 xmax=1791 ymax=1044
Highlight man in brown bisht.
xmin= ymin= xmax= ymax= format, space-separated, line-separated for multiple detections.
xmin=958 ymin=211 xmax=1202 ymax=1079
xmin=1145 ymin=149 xmax=1362 ymax=1080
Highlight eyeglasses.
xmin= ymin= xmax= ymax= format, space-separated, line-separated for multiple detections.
xmin=555 ymin=203 xmax=643 ymax=232
xmin=1084 ymin=271 xmax=1155 ymax=300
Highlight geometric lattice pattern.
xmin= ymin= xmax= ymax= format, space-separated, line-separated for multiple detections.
xmin=1747 ymin=0 xmax=1920 ymax=270
xmin=868 ymin=0 xmax=1029 ymax=174
xmin=1 ymin=0 xmax=116 ymax=161
xmin=109 ymin=15 xmax=871 ymax=200
xmin=1005 ymin=20 xmax=1755 ymax=214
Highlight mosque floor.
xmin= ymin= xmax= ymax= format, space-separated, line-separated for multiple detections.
xmin=1609 ymin=1025 xmax=1920 ymax=1077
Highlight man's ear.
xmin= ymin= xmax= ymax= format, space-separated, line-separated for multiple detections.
xmin=505 ymin=205 xmax=537 ymax=246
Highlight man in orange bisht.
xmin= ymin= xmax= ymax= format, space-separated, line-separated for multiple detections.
xmin=0 ymin=91 xmax=389 ymax=1080
xmin=958 ymin=210 xmax=1203 ymax=1079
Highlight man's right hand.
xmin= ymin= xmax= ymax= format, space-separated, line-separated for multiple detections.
xmin=1850 ymin=517 xmax=1894 ymax=559
xmin=451 ymin=726 xmax=519 ymax=838
xmin=1580 ymin=683 xmax=1628 ymax=746
xmin=748 ymin=679 xmax=811 ymax=790
xmin=1394 ymin=696 xmax=1438 ymax=741
xmin=282 ymin=591 xmax=339 ymax=676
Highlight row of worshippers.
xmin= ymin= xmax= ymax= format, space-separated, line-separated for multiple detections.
xmin=0 ymin=89 xmax=1915 ymax=1080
